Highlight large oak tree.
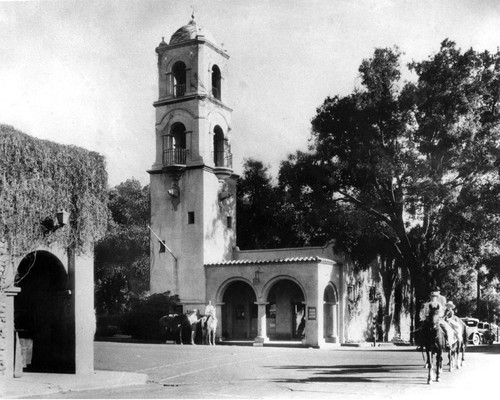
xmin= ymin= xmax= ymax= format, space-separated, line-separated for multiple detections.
xmin=305 ymin=40 xmax=500 ymax=312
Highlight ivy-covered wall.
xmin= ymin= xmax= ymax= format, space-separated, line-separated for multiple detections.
xmin=0 ymin=124 xmax=108 ymax=375
xmin=343 ymin=259 xmax=413 ymax=343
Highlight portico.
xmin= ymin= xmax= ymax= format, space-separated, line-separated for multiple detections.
xmin=206 ymin=251 xmax=344 ymax=347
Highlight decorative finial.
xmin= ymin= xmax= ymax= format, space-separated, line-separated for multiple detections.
xmin=191 ymin=5 xmax=195 ymax=21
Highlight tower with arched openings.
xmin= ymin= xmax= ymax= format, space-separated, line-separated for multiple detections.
xmin=148 ymin=15 xmax=236 ymax=312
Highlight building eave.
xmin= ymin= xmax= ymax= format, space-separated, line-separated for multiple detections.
xmin=205 ymin=256 xmax=337 ymax=267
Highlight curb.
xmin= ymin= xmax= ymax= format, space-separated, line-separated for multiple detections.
xmin=2 ymin=370 xmax=148 ymax=399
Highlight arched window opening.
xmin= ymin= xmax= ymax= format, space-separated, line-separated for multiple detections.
xmin=212 ymin=65 xmax=221 ymax=100
xmin=213 ymin=126 xmax=225 ymax=167
xmin=172 ymin=61 xmax=187 ymax=98
xmin=163 ymin=123 xmax=188 ymax=165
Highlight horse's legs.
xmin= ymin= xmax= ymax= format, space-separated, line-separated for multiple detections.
xmin=191 ymin=327 xmax=196 ymax=345
xmin=460 ymin=344 xmax=464 ymax=367
xmin=436 ymin=352 xmax=441 ymax=382
xmin=426 ymin=350 xmax=432 ymax=384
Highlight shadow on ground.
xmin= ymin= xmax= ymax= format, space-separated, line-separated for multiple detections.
xmin=465 ymin=343 xmax=500 ymax=354
xmin=268 ymin=363 xmax=427 ymax=385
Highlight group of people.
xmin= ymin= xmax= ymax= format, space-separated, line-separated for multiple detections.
xmin=420 ymin=287 xmax=462 ymax=347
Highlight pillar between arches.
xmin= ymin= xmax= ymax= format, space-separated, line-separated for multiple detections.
xmin=215 ymin=302 xmax=223 ymax=342
xmin=253 ymin=302 xmax=269 ymax=345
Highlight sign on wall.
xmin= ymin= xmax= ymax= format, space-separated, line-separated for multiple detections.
xmin=308 ymin=307 xmax=316 ymax=320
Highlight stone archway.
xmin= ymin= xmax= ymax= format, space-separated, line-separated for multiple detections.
xmin=14 ymin=251 xmax=75 ymax=372
xmin=323 ymin=282 xmax=339 ymax=343
xmin=265 ymin=279 xmax=305 ymax=341
xmin=221 ymin=280 xmax=257 ymax=340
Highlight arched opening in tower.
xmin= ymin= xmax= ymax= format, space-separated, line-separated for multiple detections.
xmin=212 ymin=65 xmax=221 ymax=100
xmin=172 ymin=61 xmax=187 ymax=97
xmin=163 ymin=122 xmax=187 ymax=165
xmin=213 ymin=125 xmax=225 ymax=167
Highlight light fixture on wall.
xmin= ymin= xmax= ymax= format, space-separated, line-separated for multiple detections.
xmin=253 ymin=267 xmax=262 ymax=285
xmin=218 ymin=180 xmax=232 ymax=205
xmin=41 ymin=210 xmax=70 ymax=233
xmin=164 ymin=166 xmax=185 ymax=211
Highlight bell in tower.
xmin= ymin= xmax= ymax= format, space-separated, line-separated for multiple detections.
xmin=148 ymin=16 xmax=236 ymax=312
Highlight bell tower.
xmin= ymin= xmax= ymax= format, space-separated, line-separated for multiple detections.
xmin=148 ymin=16 xmax=236 ymax=310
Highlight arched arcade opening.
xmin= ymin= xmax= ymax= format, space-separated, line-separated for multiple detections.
xmin=221 ymin=280 xmax=257 ymax=340
xmin=14 ymin=251 xmax=75 ymax=373
xmin=266 ymin=279 xmax=305 ymax=341
xmin=323 ymin=282 xmax=339 ymax=342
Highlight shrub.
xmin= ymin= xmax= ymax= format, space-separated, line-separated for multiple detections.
xmin=119 ymin=292 xmax=179 ymax=341
xmin=95 ymin=314 xmax=122 ymax=338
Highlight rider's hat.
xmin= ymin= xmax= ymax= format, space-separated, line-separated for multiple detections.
xmin=445 ymin=301 xmax=455 ymax=309
xmin=430 ymin=291 xmax=440 ymax=297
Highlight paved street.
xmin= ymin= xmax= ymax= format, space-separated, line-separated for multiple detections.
xmin=27 ymin=341 xmax=500 ymax=399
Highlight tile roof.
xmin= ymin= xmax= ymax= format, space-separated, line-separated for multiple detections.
xmin=205 ymin=256 xmax=336 ymax=266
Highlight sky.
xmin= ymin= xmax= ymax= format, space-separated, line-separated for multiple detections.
xmin=1 ymin=0 xmax=499 ymax=187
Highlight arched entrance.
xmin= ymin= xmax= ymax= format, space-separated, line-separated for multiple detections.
xmin=323 ymin=283 xmax=339 ymax=342
xmin=221 ymin=280 xmax=256 ymax=340
xmin=266 ymin=279 xmax=305 ymax=340
xmin=14 ymin=251 xmax=75 ymax=372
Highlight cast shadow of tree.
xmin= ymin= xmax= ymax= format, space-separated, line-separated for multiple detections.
xmin=268 ymin=364 xmax=427 ymax=384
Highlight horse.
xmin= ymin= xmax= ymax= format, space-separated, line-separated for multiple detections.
xmin=159 ymin=310 xmax=199 ymax=345
xmin=422 ymin=304 xmax=451 ymax=384
xmin=205 ymin=313 xmax=218 ymax=345
xmin=447 ymin=315 xmax=467 ymax=368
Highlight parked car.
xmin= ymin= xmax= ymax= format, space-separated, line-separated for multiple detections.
xmin=461 ymin=317 xmax=482 ymax=345
xmin=478 ymin=321 xmax=496 ymax=344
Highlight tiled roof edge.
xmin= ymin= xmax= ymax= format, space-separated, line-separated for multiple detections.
xmin=205 ymin=256 xmax=336 ymax=267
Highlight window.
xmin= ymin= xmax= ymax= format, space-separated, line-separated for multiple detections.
xmin=163 ymin=123 xmax=188 ymax=166
xmin=211 ymin=65 xmax=221 ymax=100
xmin=213 ymin=126 xmax=225 ymax=167
xmin=159 ymin=240 xmax=166 ymax=253
xmin=235 ymin=305 xmax=245 ymax=320
xmin=172 ymin=61 xmax=186 ymax=97
xmin=227 ymin=216 xmax=232 ymax=228
xmin=188 ymin=211 xmax=195 ymax=224
xmin=266 ymin=303 xmax=276 ymax=319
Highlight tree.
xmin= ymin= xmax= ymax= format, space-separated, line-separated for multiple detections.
xmin=94 ymin=179 xmax=150 ymax=314
xmin=278 ymin=150 xmax=405 ymax=340
xmin=236 ymin=159 xmax=282 ymax=249
xmin=308 ymin=41 xmax=500 ymax=318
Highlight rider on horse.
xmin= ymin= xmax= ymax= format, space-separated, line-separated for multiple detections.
xmin=444 ymin=301 xmax=463 ymax=339
xmin=204 ymin=301 xmax=215 ymax=327
xmin=205 ymin=300 xmax=215 ymax=317
xmin=420 ymin=288 xmax=456 ymax=349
